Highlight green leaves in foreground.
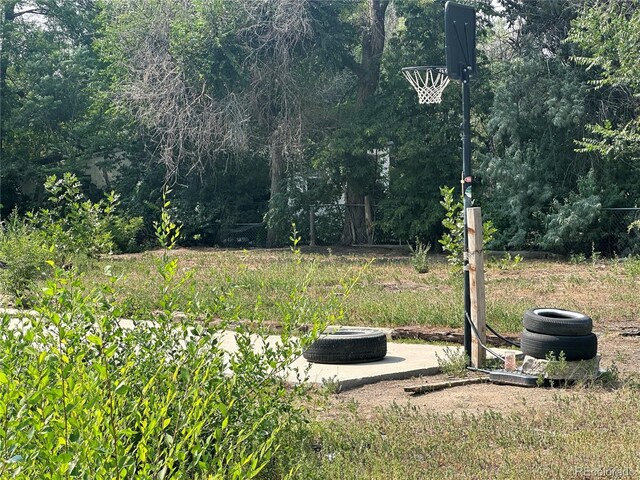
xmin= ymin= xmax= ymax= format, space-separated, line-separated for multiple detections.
xmin=0 ymin=238 xmax=349 ymax=478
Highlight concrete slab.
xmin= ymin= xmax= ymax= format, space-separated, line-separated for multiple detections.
xmin=2 ymin=310 xmax=517 ymax=391
xmin=289 ymin=341 xmax=443 ymax=390
xmin=216 ymin=331 xmax=517 ymax=391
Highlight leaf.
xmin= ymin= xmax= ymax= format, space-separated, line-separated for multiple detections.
xmin=87 ymin=335 xmax=103 ymax=347
xmin=114 ymin=382 xmax=129 ymax=396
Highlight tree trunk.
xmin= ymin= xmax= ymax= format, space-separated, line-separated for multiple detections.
xmin=341 ymin=0 xmax=389 ymax=245
xmin=342 ymin=184 xmax=369 ymax=245
xmin=266 ymin=135 xmax=284 ymax=247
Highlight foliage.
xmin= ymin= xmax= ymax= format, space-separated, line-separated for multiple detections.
xmin=435 ymin=347 xmax=469 ymax=378
xmin=480 ymin=54 xmax=591 ymax=250
xmin=540 ymin=170 xmax=603 ymax=255
xmin=623 ymin=256 xmax=640 ymax=279
xmin=0 ymin=208 xmax=347 ymax=479
xmin=0 ymin=173 xmax=143 ymax=299
xmin=29 ymin=173 xmax=144 ymax=261
xmin=0 ymin=212 xmax=51 ymax=299
xmin=3 ymin=0 xmax=640 ymax=254
xmin=409 ymin=238 xmax=431 ymax=274
xmin=0 ymin=1 xmax=119 ymax=216
xmin=438 ymin=186 xmax=496 ymax=272
xmin=629 ymin=219 xmax=640 ymax=256
xmin=488 ymin=252 xmax=523 ymax=271
xmin=375 ymin=0 xmax=462 ymax=244
xmin=36 ymin=173 xmax=116 ymax=258
xmin=438 ymin=186 xmax=464 ymax=268
xmin=568 ymin=1 xmax=640 ymax=162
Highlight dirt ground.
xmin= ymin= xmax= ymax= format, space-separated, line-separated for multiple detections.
xmin=320 ymin=323 xmax=640 ymax=418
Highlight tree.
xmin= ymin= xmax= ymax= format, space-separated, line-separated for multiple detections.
xmin=0 ymin=1 xmax=106 ymax=216
xmin=568 ymin=0 xmax=640 ymax=184
xmin=99 ymin=0 xmax=327 ymax=246
xmin=98 ymin=0 xmax=249 ymax=182
xmin=338 ymin=0 xmax=390 ymax=245
xmin=376 ymin=0 xmax=463 ymax=244
xmin=478 ymin=0 xmax=598 ymax=250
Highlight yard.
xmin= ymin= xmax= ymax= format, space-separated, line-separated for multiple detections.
xmin=95 ymin=247 xmax=640 ymax=478
xmin=2 ymin=246 xmax=639 ymax=478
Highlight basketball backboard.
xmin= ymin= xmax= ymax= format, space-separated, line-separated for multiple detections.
xmin=444 ymin=2 xmax=476 ymax=81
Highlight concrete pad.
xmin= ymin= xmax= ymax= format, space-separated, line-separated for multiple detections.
xmin=216 ymin=331 xmax=517 ymax=391
xmin=2 ymin=310 xmax=517 ymax=391
xmin=288 ymin=341 xmax=443 ymax=390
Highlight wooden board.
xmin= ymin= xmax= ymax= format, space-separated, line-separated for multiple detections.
xmin=404 ymin=377 xmax=489 ymax=394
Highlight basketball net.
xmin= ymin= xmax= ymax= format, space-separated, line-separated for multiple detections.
xmin=402 ymin=67 xmax=450 ymax=104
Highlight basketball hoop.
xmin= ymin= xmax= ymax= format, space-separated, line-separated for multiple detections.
xmin=402 ymin=66 xmax=450 ymax=104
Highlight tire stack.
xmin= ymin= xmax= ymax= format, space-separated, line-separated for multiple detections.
xmin=520 ymin=308 xmax=597 ymax=361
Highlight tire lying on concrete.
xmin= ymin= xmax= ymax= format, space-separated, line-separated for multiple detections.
xmin=523 ymin=308 xmax=592 ymax=336
xmin=303 ymin=328 xmax=387 ymax=364
xmin=520 ymin=329 xmax=597 ymax=361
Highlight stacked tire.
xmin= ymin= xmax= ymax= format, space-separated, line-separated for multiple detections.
xmin=520 ymin=308 xmax=597 ymax=361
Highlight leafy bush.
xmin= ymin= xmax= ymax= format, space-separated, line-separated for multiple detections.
xmin=0 ymin=212 xmax=51 ymax=299
xmin=623 ymin=255 xmax=640 ymax=279
xmin=109 ymin=212 xmax=145 ymax=253
xmin=488 ymin=252 xmax=524 ymax=271
xmin=540 ymin=170 xmax=602 ymax=255
xmin=31 ymin=173 xmax=143 ymax=260
xmin=0 ymin=174 xmax=145 ymax=299
xmin=0 ymin=207 xmax=345 ymax=478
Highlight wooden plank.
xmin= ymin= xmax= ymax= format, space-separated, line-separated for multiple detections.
xmin=467 ymin=207 xmax=486 ymax=368
xmin=404 ymin=377 xmax=489 ymax=394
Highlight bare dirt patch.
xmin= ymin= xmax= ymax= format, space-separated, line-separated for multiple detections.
xmin=319 ymin=326 xmax=640 ymax=418
xmin=319 ymin=376 xmax=611 ymax=419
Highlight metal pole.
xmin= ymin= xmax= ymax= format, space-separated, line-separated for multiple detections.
xmin=461 ymin=67 xmax=472 ymax=363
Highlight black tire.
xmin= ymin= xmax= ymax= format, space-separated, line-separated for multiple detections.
xmin=520 ymin=329 xmax=597 ymax=361
xmin=523 ymin=308 xmax=592 ymax=336
xmin=303 ymin=328 xmax=387 ymax=364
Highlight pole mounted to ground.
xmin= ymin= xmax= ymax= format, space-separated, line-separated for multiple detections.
xmin=445 ymin=1 xmax=477 ymax=365
xmin=403 ymin=2 xmax=477 ymax=365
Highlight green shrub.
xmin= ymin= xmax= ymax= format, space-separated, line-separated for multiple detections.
xmin=0 ymin=211 xmax=51 ymax=299
xmin=488 ymin=252 xmax=524 ymax=271
xmin=36 ymin=172 xmax=115 ymax=260
xmin=540 ymin=170 xmax=602 ymax=255
xmin=0 ymin=204 xmax=347 ymax=478
xmin=409 ymin=238 xmax=431 ymax=274
xmin=109 ymin=213 xmax=145 ymax=253
xmin=0 ymin=174 xmax=144 ymax=299
xmin=623 ymin=255 xmax=640 ymax=279
xmin=30 ymin=173 xmax=145 ymax=260
xmin=435 ymin=346 xmax=469 ymax=377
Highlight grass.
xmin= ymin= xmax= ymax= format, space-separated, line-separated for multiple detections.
xmin=84 ymin=248 xmax=639 ymax=334
xmin=278 ymin=387 xmax=640 ymax=479
xmin=5 ymin=246 xmax=640 ymax=477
